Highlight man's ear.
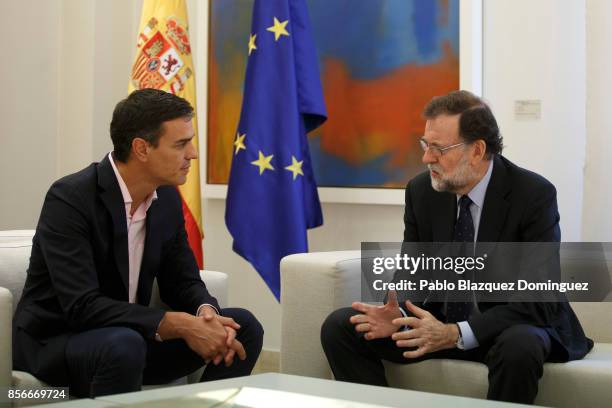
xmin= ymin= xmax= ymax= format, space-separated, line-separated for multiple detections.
xmin=131 ymin=137 xmax=150 ymax=162
xmin=471 ymin=139 xmax=487 ymax=163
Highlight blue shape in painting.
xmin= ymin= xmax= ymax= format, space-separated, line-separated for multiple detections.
xmin=308 ymin=137 xmax=405 ymax=187
xmin=307 ymin=0 xmax=459 ymax=79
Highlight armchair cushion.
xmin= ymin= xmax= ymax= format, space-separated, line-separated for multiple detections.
xmin=280 ymin=250 xmax=612 ymax=408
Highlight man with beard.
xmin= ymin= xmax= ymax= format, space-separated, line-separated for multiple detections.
xmin=320 ymin=90 xmax=592 ymax=404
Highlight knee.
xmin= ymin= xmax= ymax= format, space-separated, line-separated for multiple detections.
xmin=223 ymin=308 xmax=264 ymax=345
xmin=489 ymin=325 xmax=548 ymax=371
xmin=99 ymin=328 xmax=146 ymax=370
xmin=320 ymin=307 xmax=357 ymax=347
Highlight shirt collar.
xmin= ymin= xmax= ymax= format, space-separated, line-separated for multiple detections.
xmin=108 ymin=152 xmax=157 ymax=209
xmin=457 ymin=159 xmax=494 ymax=209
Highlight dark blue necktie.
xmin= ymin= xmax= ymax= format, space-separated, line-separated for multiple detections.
xmin=446 ymin=195 xmax=474 ymax=323
xmin=453 ymin=195 xmax=475 ymax=243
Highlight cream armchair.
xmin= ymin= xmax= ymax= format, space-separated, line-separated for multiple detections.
xmin=0 ymin=230 xmax=228 ymax=403
xmin=280 ymin=250 xmax=612 ymax=408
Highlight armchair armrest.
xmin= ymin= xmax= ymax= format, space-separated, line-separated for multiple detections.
xmin=280 ymin=251 xmax=361 ymax=379
xmin=150 ymin=270 xmax=229 ymax=312
xmin=199 ymin=270 xmax=228 ymax=309
xmin=0 ymin=287 xmax=13 ymax=388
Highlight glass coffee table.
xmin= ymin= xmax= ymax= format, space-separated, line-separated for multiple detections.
xmin=88 ymin=373 xmax=529 ymax=408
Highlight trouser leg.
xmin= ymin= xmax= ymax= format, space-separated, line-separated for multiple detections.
xmin=145 ymin=308 xmax=264 ymax=383
xmin=142 ymin=337 xmax=206 ymax=385
xmin=199 ymin=307 xmax=264 ymax=381
xmin=321 ymin=307 xmax=484 ymax=387
xmin=321 ymin=307 xmax=395 ymax=385
xmin=65 ymin=309 xmax=263 ymax=396
xmin=65 ymin=327 xmax=146 ymax=398
xmin=484 ymin=324 xmax=551 ymax=404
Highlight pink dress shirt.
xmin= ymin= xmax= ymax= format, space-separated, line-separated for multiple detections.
xmin=108 ymin=153 xmax=217 ymax=321
xmin=109 ymin=153 xmax=157 ymax=304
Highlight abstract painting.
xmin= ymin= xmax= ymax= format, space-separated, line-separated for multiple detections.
xmin=208 ymin=0 xmax=460 ymax=188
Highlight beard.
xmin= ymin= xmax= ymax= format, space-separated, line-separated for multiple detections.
xmin=428 ymin=156 xmax=475 ymax=193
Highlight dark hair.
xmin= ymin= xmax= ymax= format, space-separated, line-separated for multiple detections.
xmin=110 ymin=89 xmax=194 ymax=162
xmin=423 ymin=90 xmax=503 ymax=158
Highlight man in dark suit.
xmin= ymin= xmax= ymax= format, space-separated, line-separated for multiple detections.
xmin=12 ymin=89 xmax=263 ymax=397
xmin=320 ymin=90 xmax=592 ymax=404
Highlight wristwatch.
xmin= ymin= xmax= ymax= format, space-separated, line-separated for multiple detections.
xmin=455 ymin=324 xmax=465 ymax=350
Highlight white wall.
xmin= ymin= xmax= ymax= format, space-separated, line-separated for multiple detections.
xmin=1 ymin=0 xmax=610 ymax=351
xmin=583 ymin=0 xmax=612 ymax=241
xmin=483 ymin=0 xmax=586 ymax=241
xmin=57 ymin=0 xmax=95 ymax=176
xmin=0 ymin=0 xmax=60 ymax=229
xmin=91 ymin=0 xmax=141 ymax=161
xmin=0 ymin=0 xmax=140 ymax=228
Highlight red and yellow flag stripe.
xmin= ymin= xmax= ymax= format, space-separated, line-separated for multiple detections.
xmin=129 ymin=0 xmax=203 ymax=268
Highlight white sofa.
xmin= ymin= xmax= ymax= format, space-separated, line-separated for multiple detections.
xmin=0 ymin=230 xmax=228 ymax=403
xmin=280 ymin=250 xmax=612 ymax=408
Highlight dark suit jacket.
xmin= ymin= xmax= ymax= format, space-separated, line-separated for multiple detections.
xmin=12 ymin=155 xmax=219 ymax=386
xmin=403 ymin=155 xmax=593 ymax=361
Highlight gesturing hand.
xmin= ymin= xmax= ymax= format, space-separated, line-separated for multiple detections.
xmin=349 ymin=290 xmax=403 ymax=340
xmin=391 ymin=300 xmax=459 ymax=358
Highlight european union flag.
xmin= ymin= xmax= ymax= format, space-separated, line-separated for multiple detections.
xmin=225 ymin=0 xmax=327 ymax=300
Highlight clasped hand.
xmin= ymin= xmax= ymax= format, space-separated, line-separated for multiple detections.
xmin=182 ymin=308 xmax=247 ymax=367
xmin=350 ymin=291 xmax=459 ymax=359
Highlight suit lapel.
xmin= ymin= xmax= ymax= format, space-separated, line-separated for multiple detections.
xmin=477 ymin=156 xmax=511 ymax=242
xmin=97 ymin=156 xmax=130 ymax=297
xmin=432 ymin=192 xmax=456 ymax=242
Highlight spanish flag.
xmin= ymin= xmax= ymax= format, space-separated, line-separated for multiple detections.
xmin=129 ymin=0 xmax=203 ymax=268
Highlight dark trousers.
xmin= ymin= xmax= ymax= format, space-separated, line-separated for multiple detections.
xmin=65 ymin=308 xmax=263 ymax=398
xmin=320 ymin=307 xmax=552 ymax=405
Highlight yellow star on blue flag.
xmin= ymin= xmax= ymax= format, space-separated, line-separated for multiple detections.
xmin=251 ymin=151 xmax=274 ymax=175
xmin=267 ymin=17 xmax=290 ymax=41
xmin=226 ymin=0 xmax=327 ymax=300
xmin=285 ymin=156 xmax=304 ymax=180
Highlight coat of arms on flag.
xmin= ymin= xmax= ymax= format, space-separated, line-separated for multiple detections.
xmin=129 ymin=0 xmax=204 ymax=269
xmin=131 ymin=17 xmax=193 ymax=95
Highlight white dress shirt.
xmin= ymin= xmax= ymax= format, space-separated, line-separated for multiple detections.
xmin=455 ymin=159 xmax=494 ymax=349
